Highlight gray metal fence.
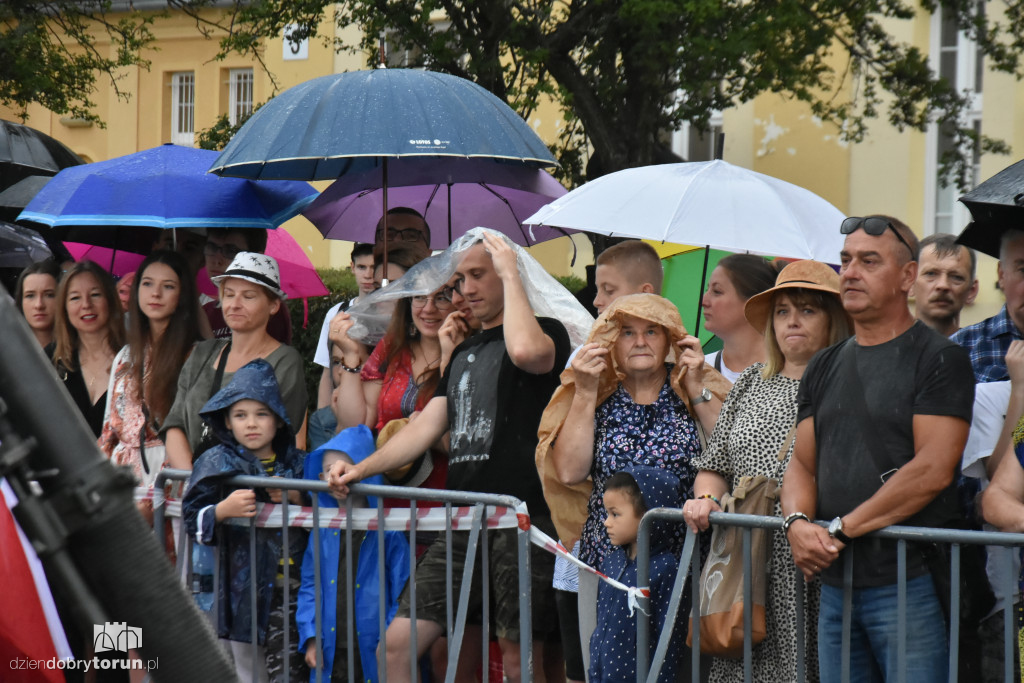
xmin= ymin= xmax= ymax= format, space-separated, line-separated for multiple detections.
xmin=636 ymin=509 xmax=1024 ymax=683
xmin=150 ymin=468 xmax=535 ymax=683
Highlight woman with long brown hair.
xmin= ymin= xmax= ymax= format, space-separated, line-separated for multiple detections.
xmin=98 ymin=250 xmax=201 ymax=490
xmin=49 ymin=260 xmax=125 ymax=437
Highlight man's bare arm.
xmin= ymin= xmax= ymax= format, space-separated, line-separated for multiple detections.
xmin=328 ymin=396 xmax=449 ymax=497
xmin=781 ymin=417 xmax=838 ymax=579
xmin=841 ymin=414 xmax=968 ymax=537
xmin=983 ymin=441 xmax=1024 ymax=532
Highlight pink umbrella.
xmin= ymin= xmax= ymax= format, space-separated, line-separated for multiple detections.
xmin=65 ymin=242 xmax=144 ymax=277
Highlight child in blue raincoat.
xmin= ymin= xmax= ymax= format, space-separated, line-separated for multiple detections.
xmin=589 ymin=465 xmax=685 ymax=683
xmin=182 ymin=359 xmax=308 ymax=683
xmin=296 ymin=425 xmax=410 ymax=683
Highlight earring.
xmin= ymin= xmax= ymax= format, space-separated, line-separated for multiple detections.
xmin=408 ymin=325 xmax=419 ymax=339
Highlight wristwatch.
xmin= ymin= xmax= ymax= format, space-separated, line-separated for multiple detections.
xmin=690 ymin=386 xmax=712 ymax=406
xmin=828 ymin=516 xmax=852 ymax=544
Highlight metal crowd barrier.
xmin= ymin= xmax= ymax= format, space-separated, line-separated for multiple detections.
xmin=635 ymin=509 xmax=1024 ymax=683
xmin=149 ymin=468 xmax=535 ymax=683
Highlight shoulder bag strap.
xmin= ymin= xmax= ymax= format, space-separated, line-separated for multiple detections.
xmin=773 ymin=425 xmax=797 ymax=480
xmin=211 ymin=340 xmax=232 ymax=397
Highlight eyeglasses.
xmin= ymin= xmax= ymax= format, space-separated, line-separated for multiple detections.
xmin=411 ymin=292 xmax=454 ymax=311
xmin=375 ymin=227 xmax=428 ymax=244
xmin=204 ymin=242 xmax=243 ymax=260
xmin=840 ymin=217 xmax=917 ymax=261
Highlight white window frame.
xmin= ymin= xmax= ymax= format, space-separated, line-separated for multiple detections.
xmin=923 ymin=6 xmax=983 ymax=236
xmin=671 ymin=109 xmax=724 ymax=162
xmin=228 ymin=68 xmax=254 ymax=125
xmin=170 ymin=71 xmax=195 ymax=147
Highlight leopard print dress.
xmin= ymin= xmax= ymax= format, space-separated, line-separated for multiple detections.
xmin=692 ymin=363 xmax=820 ymax=682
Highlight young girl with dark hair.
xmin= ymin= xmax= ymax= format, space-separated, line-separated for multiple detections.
xmin=15 ymin=259 xmax=61 ymax=347
xmin=99 ymin=250 xmax=201 ymax=500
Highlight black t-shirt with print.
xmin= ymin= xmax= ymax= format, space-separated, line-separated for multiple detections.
xmin=797 ymin=321 xmax=974 ymax=587
xmin=435 ymin=317 xmax=570 ymax=516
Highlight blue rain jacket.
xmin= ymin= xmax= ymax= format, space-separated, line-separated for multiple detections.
xmin=589 ymin=465 xmax=684 ymax=683
xmin=295 ymin=426 xmax=410 ymax=683
xmin=182 ymin=359 xmax=307 ymax=644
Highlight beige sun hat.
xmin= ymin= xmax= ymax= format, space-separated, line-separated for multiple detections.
xmin=211 ymin=251 xmax=287 ymax=300
xmin=743 ymin=260 xmax=841 ymax=333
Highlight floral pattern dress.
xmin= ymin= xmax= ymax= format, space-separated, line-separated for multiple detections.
xmin=578 ymin=367 xmax=702 ymax=569
xmin=692 ymin=363 xmax=819 ymax=683
xmin=98 ymin=346 xmax=165 ymax=487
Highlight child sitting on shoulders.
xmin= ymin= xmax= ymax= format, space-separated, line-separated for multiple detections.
xmin=589 ymin=465 xmax=684 ymax=683
xmin=182 ymin=359 xmax=308 ymax=683
xmin=296 ymin=425 xmax=410 ymax=683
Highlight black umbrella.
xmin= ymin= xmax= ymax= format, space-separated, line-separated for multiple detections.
xmin=0 ymin=174 xmax=50 ymax=222
xmin=956 ymin=158 xmax=1024 ymax=258
xmin=0 ymin=219 xmax=52 ymax=268
xmin=0 ymin=120 xmax=84 ymax=192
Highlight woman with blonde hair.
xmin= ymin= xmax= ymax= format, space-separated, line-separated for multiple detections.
xmin=683 ymin=259 xmax=851 ymax=682
xmin=49 ymin=260 xmax=125 ymax=437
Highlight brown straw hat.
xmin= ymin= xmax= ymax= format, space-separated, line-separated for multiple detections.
xmin=743 ymin=260 xmax=841 ymax=332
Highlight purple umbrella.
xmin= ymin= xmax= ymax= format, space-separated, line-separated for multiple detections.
xmin=302 ymin=157 xmax=570 ymax=248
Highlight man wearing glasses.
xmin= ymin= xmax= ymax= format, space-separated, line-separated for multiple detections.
xmin=782 ymin=215 xmax=974 ymax=682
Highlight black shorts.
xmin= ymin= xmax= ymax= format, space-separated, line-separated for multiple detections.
xmin=396 ymin=517 xmax=557 ymax=642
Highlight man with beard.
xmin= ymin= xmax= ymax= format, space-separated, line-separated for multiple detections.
xmin=913 ymin=233 xmax=978 ymax=337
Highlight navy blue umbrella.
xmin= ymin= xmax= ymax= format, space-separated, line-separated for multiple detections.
xmin=209 ymin=69 xmax=557 ymax=181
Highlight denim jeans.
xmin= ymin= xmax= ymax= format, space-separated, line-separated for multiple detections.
xmin=818 ymin=574 xmax=948 ymax=683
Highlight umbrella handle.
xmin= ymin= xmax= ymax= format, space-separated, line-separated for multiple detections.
xmin=693 ymin=246 xmax=710 ymax=336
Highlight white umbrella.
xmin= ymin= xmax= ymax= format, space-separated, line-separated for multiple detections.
xmin=524 ymin=160 xmax=846 ymax=263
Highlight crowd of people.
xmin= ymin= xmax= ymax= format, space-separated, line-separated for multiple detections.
xmin=13 ymin=209 xmax=1024 ymax=683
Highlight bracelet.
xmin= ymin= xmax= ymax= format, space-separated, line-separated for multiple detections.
xmin=782 ymin=512 xmax=810 ymax=534
xmin=697 ymin=493 xmax=721 ymax=507
xmin=339 ymin=361 xmax=363 ymax=374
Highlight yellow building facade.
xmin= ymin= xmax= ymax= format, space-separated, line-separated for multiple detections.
xmin=4 ymin=5 xmax=1021 ymax=327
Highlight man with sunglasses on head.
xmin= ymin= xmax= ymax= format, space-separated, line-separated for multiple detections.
xmin=952 ymin=229 xmax=1024 ymax=382
xmin=782 ymin=215 xmax=974 ymax=682
xmin=201 ymin=227 xmax=293 ymax=343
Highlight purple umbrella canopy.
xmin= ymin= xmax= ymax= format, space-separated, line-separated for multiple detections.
xmin=302 ymin=157 xmax=570 ymax=248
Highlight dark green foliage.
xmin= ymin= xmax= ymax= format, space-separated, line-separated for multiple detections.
xmin=173 ymin=0 xmax=1024 ymax=191
xmin=0 ymin=1 xmax=156 ymax=124
xmin=555 ymin=274 xmax=586 ymax=294
xmin=286 ymin=268 xmax=358 ymax=415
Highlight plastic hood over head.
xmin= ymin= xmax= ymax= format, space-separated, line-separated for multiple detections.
xmin=344 ymin=226 xmax=595 ymax=347
xmin=536 ymin=293 xmax=732 ymax=545
xmin=200 ymin=359 xmax=292 ymax=454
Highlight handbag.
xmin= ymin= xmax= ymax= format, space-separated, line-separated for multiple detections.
xmin=686 ymin=427 xmax=795 ymax=658
xmin=193 ymin=341 xmax=231 ymax=459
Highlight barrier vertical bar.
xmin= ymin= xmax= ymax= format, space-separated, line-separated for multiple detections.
xmin=408 ymin=499 xmax=417 ymax=683
xmin=345 ymin=495 xmax=354 ymax=683
xmin=378 ymin=502 xmax=389 ymax=683
xmin=636 ymin=514 xmax=651 ymax=683
xmin=517 ymin=507 xmax=533 ymax=683
xmin=251 ymin=514 xmax=258 ymax=682
xmin=645 ymin=521 xmax=695 ymax=683
xmin=742 ymin=527 xmax=752 ymax=682
xmin=841 ymin=549 xmax=853 ymax=683
xmin=282 ymin=496 xmax=291 ymax=683
xmin=446 ymin=502 xmax=454 ymax=638
xmin=481 ymin=509 xmax=489 ymax=680
xmin=795 ymin=566 xmax=805 ymax=683
xmin=897 ymin=539 xmax=906 ymax=683
xmin=312 ymin=495 xmax=322 ymax=683
xmin=1003 ymin=548 xmax=1015 ymax=683
xmin=445 ymin=505 xmax=484 ymax=683
xmin=949 ymin=543 xmax=960 ymax=683
xmin=691 ymin=537 xmax=701 ymax=683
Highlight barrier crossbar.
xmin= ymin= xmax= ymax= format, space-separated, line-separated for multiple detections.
xmin=636 ymin=508 xmax=1024 ymax=683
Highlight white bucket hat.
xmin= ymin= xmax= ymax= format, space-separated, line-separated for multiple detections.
xmin=211 ymin=251 xmax=288 ymax=300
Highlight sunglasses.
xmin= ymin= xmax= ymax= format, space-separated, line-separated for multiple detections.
xmin=840 ymin=217 xmax=916 ymax=260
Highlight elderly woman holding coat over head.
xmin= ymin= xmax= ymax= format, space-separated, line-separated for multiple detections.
xmin=536 ymin=293 xmax=731 ymax=678
xmin=683 ymin=260 xmax=852 ymax=683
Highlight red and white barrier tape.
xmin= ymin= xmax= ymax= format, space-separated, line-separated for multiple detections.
xmin=139 ymin=488 xmax=651 ymax=605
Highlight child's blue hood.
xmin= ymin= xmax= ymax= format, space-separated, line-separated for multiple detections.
xmin=200 ymin=359 xmax=292 ymax=452
xmin=303 ymin=425 xmax=384 ymax=508
xmin=623 ymin=464 xmax=682 ymax=551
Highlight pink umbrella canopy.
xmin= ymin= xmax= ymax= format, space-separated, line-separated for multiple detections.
xmin=68 ymin=228 xmax=328 ymax=299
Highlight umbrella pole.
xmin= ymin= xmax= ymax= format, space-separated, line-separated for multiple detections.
xmin=448 ymin=183 xmax=453 ymax=245
xmin=381 ymin=157 xmax=390 ymax=285
xmin=693 ymin=245 xmax=710 ymax=337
